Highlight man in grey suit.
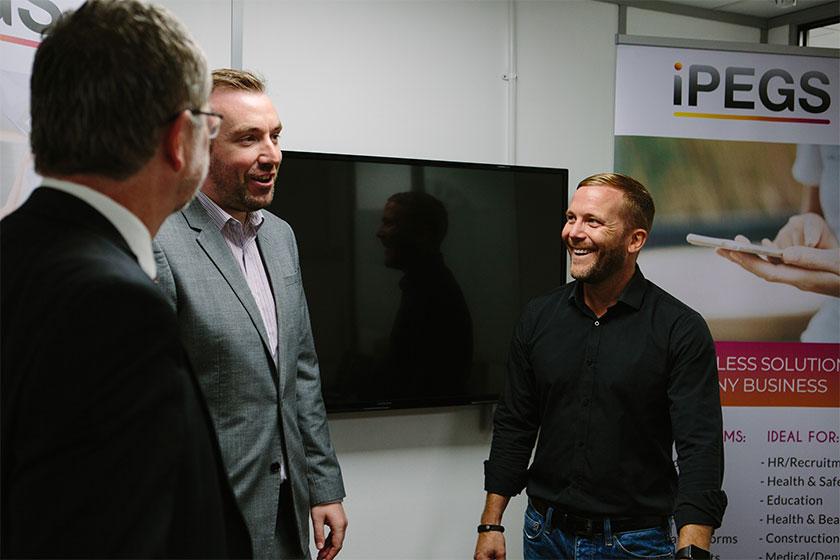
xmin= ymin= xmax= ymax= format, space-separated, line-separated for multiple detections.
xmin=154 ymin=69 xmax=347 ymax=560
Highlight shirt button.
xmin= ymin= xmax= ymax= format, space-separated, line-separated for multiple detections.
xmin=594 ymin=320 xmax=600 ymax=326
xmin=270 ymin=462 xmax=281 ymax=474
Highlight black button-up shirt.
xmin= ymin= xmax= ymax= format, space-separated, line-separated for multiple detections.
xmin=484 ymin=267 xmax=727 ymax=529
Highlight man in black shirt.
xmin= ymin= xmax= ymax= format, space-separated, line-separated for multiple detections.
xmin=474 ymin=173 xmax=726 ymax=560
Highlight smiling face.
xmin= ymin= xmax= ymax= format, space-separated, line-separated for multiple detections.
xmin=201 ymin=88 xmax=282 ymax=222
xmin=562 ymin=185 xmax=634 ymax=285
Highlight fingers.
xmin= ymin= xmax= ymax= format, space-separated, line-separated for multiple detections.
xmin=312 ymin=504 xmax=347 ymax=560
xmin=783 ymin=246 xmax=840 ymax=273
xmin=315 ymin=534 xmax=337 ymax=560
xmin=719 ymin=247 xmax=840 ymax=297
xmin=718 ymin=248 xmax=776 ymax=281
xmin=775 ymin=213 xmax=837 ymax=249
xmin=323 ymin=523 xmax=346 ymax=560
xmin=474 ymin=532 xmax=506 ymax=560
xmin=311 ymin=511 xmax=326 ymax=551
xmin=316 ymin=525 xmax=346 ymax=560
xmin=802 ymin=215 xmax=824 ymax=248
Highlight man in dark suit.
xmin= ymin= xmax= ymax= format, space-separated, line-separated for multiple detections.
xmin=0 ymin=1 xmax=251 ymax=557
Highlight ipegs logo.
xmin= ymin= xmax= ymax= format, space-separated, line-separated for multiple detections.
xmin=1 ymin=0 xmax=63 ymax=45
xmin=671 ymin=60 xmax=832 ymax=124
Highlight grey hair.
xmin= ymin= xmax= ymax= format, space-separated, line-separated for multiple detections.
xmin=30 ymin=0 xmax=210 ymax=180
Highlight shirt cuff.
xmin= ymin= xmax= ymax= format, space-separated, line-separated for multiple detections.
xmin=484 ymin=459 xmax=528 ymax=497
xmin=674 ymin=490 xmax=728 ymax=530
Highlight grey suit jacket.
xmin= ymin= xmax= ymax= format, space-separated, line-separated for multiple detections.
xmin=154 ymin=199 xmax=345 ymax=559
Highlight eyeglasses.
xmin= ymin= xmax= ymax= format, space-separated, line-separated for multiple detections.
xmin=188 ymin=109 xmax=223 ymax=139
xmin=168 ymin=108 xmax=223 ymax=139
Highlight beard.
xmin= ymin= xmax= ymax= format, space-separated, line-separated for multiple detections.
xmin=207 ymin=157 xmax=275 ymax=214
xmin=569 ymin=239 xmax=628 ymax=285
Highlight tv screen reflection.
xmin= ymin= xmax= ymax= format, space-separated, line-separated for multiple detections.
xmin=270 ymin=152 xmax=567 ymax=412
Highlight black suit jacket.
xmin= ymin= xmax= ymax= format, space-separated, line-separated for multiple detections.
xmin=0 ymin=188 xmax=252 ymax=558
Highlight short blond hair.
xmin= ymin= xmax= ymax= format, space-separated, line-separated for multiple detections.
xmin=211 ymin=68 xmax=265 ymax=93
xmin=577 ymin=172 xmax=655 ymax=232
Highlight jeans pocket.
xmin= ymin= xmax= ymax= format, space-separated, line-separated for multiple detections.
xmin=523 ymin=504 xmax=546 ymax=541
xmin=612 ymin=526 xmax=674 ymax=558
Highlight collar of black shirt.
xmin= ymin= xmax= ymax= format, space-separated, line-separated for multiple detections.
xmin=568 ymin=264 xmax=647 ymax=316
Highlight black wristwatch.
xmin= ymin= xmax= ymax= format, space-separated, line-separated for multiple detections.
xmin=675 ymin=545 xmax=711 ymax=559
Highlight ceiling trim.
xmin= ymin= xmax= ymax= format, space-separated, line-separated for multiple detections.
xmin=599 ymin=0 xmax=840 ymax=32
xmin=617 ymin=33 xmax=840 ymax=57
xmin=767 ymin=1 xmax=840 ymax=28
xmin=597 ymin=0 xmax=765 ymax=29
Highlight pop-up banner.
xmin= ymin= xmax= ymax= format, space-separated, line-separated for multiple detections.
xmin=616 ymin=41 xmax=838 ymax=145
xmin=1 ymin=0 xmax=84 ymax=218
xmin=615 ymin=37 xmax=839 ymax=559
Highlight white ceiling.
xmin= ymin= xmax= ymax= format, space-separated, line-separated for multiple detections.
xmin=656 ymin=0 xmax=835 ymax=19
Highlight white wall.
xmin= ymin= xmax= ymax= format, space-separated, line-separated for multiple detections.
xmin=515 ymin=0 xmax=618 ymax=187
xmin=156 ymin=1 xmax=767 ymax=558
xmin=160 ymin=0 xmax=231 ymax=69
xmin=243 ymin=0 xmax=510 ymax=163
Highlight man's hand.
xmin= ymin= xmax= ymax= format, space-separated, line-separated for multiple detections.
xmin=311 ymin=502 xmax=347 ymax=560
xmin=718 ymin=234 xmax=840 ymax=297
xmin=474 ymin=531 xmax=506 ymax=560
xmin=717 ymin=214 xmax=840 ymax=297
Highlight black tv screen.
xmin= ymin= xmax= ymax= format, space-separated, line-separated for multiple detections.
xmin=270 ymin=151 xmax=567 ymax=412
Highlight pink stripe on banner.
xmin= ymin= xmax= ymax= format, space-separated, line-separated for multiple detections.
xmin=0 ymin=33 xmax=40 ymax=48
xmin=715 ymin=341 xmax=839 ymax=408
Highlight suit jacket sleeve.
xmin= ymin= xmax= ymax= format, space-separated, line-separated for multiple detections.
xmin=289 ymin=232 xmax=346 ymax=505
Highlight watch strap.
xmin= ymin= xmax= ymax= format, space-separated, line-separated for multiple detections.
xmin=675 ymin=544 xmax=711 ymax=559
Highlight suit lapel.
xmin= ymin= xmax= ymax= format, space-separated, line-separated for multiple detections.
xmin=181 ymin=201 xmax=275 ymax=363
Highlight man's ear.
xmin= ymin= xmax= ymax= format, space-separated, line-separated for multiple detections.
xmin=627 ymin=228 xmax=648 ymax=255
xmin=163 ymin=112 xmax=189 ymax=172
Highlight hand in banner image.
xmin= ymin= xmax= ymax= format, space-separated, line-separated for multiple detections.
xmin=717 ymin=213 xmax=840 ymax=298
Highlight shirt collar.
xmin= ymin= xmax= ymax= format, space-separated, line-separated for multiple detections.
xmin=196 ymin=191 xmax=264 ymax=234
xmin=568 ymin=264 xmax=647 ymax=312
xmin=617 ymin=265 xmax=647 ymax=310
xmin=39 ymin=178 xmax=156 ymax=279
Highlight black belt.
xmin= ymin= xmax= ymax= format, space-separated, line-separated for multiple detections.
xmin=530 ymin=497 xmax=669 ymax=536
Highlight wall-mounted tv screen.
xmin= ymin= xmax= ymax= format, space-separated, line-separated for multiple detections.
xmin=270 ymin=152 xmax=567 ymax=412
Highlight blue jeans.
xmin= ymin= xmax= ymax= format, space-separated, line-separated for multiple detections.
xmin=522 ymin=503 xmax=675 ymax=560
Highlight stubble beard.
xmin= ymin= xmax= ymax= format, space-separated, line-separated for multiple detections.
xmin=570 ymin=240 xmax=628 ymax=285
xmin=208 ymin=157 xmax=275 ymax=214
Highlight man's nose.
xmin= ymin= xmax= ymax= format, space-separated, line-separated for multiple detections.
xmin=259 ymin=142 xmax=281 ymax=168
